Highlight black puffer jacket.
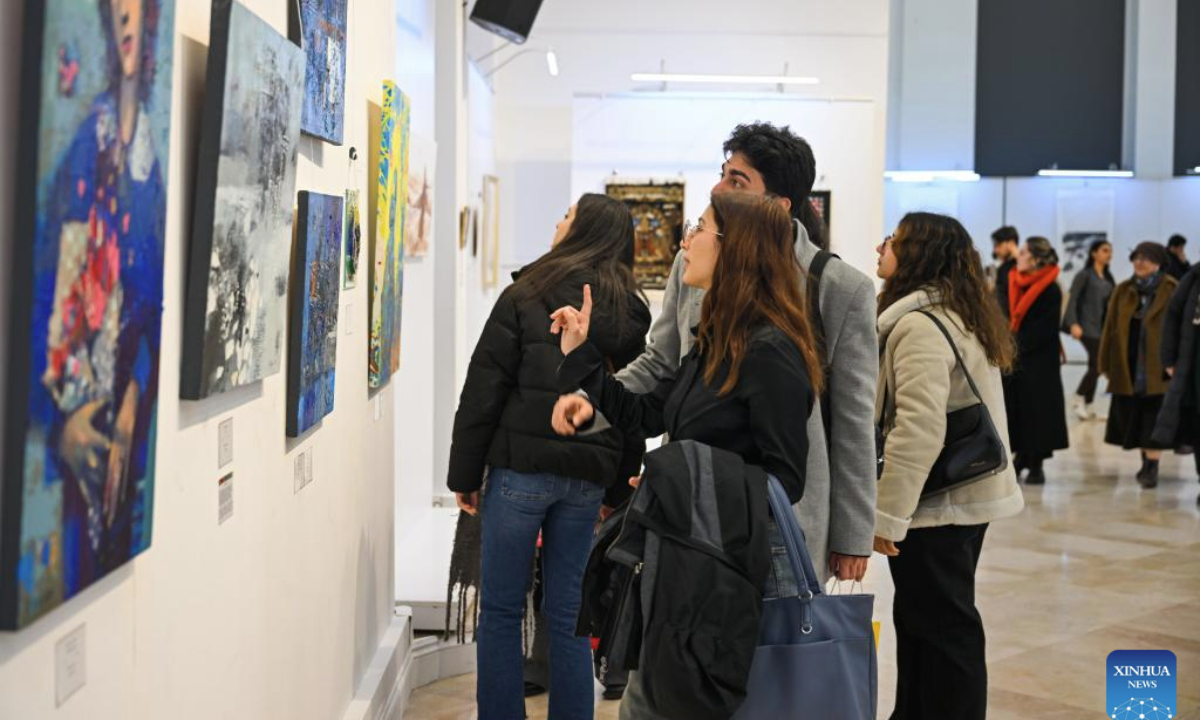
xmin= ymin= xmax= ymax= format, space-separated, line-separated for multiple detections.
xmin=447 ymin=271 xmax=650 ymax=505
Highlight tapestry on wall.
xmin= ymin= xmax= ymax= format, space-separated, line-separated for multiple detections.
xmin=2 ymin=0 xmax=177 ymax=630
xmin=405 ymin=135 xmax=435 ymax=258
xmin=182 ymin=0 xmax=305 ymax=401
xmin=289 ymin=0 xmax=347 ymax=145
xmin=604 ymin=180 xmax=684 ymax=290
xmin=369 ymin=81 xmax=409 ymax=389
xmin=343 ymin=188 xmax=361 ymax=288
xmin=809 ymin=190 xmax=831 ymax=233
xmin=287 ymin=192 xmax=342 ymax=437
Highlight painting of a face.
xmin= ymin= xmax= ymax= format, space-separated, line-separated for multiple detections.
xmin=109 ymin=0 xmax=144 ymax=77
xmin=3 ymin=0 xmax=176 ymax=630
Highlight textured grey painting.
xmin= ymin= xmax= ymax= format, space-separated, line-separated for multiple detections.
xmin=182 ymin=0 xmax=305 ymax=399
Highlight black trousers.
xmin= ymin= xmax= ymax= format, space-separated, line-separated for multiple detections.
xmin=1076 ymin=336 xmax=1102 ymax=403
xmin=888 ymin=523 xmax=989 ymax=720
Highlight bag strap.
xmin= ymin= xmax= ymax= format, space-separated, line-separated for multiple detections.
xmin=807 ymin=250 xmax=836 ymax=449
xmin=765 ymin=475 xmax=822 ymax=597
xmin=915 ymin=310 xmax=985 ymax=404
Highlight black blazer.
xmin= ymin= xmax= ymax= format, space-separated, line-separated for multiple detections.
xmin=447 ymin=271 xmax=650 ymax=505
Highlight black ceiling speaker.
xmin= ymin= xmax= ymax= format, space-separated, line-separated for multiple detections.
xmin=470 ymin=0 xmax=546 ymax=45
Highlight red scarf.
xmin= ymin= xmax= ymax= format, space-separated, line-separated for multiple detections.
xmin=1008 ymin=265 xmax=1059 ymax=331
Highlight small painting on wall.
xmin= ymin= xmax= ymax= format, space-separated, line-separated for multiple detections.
xmin=809 ymin=190 xmax=831 ymax=232
xmin=288 ymin=191 xmax=342 ymax=437
xmin=290 ymin=0 xmax=348 ymax=144
xmin=405 ymin=135 xmax=436 ymax=258
xmin=344 ymin=189 xmax=361 ymax=288
xmin=604 ymin=180 xmax=684 ymax=290
xmin=369 ymin=81 xmax=409 ymax=389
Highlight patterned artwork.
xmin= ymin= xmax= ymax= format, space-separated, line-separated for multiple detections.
xmin=343 ymin=189 xmax=361 ymax=288
xmin=2 ymin=0 xmax=176 ymax=630
xmin=405 ymin=135 xmax=435 ymax=258
xmin=369 ymin=81 xmax=410 ymax=389
xmin=809 ymin=190 xmax=831 ymax=232
xmin=605 ymin=180 xmax=684 ymax=290
xmin=291 ymin=0 xmax=347 ymax=144
xmin=288 ymin=192 xmax=342 ymax=437
xmin=182 ymin=0 xmax=305 ymax=400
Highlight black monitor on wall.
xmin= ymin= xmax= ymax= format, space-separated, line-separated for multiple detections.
xmin=975 ymin=0 xmax=1126 ymax=176
xmin=470 ymin=0 xmax=546 ymax=45
xmin=1176 ymin=0 xmax=1200 ymax=175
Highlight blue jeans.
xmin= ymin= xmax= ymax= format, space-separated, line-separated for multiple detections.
xmin=478 ymin=468 xmax=604 ymax=720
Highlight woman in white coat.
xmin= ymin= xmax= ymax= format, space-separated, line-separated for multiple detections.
xmin=873 ymin=212 xmax=1025 ymax=720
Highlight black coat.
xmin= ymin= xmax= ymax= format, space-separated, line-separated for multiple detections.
xmin=1004 ymin=282 xmax=1070 ymax=459
xmin=446 ymin=271 xmax=650 ymax=504
xmin=1152 ymin=266 xmax=1200 ymax=445
xmin=996 ymin=259 xmax=1016 ymax=319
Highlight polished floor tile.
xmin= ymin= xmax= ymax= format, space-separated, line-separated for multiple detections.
xmin=405 ymin=408 xmax=1200 ymax=719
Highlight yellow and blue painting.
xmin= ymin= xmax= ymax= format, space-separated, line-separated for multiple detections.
xmin=287 ymin=192 xmax=342 ymax=437
xmin=2 ymin=0 xmax=176 ymax=630
xmin=369 ymin=81 xmax=410 ymax=389
xmin=293 ymin=0 xmax=347 ymax=144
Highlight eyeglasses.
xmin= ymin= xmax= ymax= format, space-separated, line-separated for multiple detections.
xmin=683 ymin=219 xmax=722 ymax=239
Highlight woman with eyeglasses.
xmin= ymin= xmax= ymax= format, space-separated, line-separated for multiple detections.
xmin=447 ymin=193 xmax=650 ymax=720
xmin=550 ymin=192 xmax=824 ymax=720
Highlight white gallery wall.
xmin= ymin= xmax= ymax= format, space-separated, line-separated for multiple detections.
xmin=0 ymin=1 xmax=399 ymax=718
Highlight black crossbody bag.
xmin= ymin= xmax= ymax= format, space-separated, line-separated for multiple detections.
xmin=877 ymin=311 xmax=1008 ymax=496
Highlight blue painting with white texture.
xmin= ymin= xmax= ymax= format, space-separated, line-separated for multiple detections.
xmin=298 ymin=0 xmax=347 ymax=144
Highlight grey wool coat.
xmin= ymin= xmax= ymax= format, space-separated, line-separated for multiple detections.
xmin=615 ymin=221 xmax=878 ymax=581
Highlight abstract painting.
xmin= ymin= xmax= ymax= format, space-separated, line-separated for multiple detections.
xmin=405 ymin=135 xmax=436 ymax=258
xmin=369 ymin=81 xmax=410 ymax=389
xmin=290 ymin=0 xmax=347 ymax=145
xmin=2 ymin=0 xmax=176 ymax=630
xmin=605 ymin=180 xmax=684 ymax=290
xmin=287 ymin=192 xmax=342 ymax=437
xmin=182 ymin=0 xmax=305 ymax=400
xmin=481 ymin=175 xmax=500 ymax=289
xmin=809 ymin=190 xmax=831 ymax=232
xmin=343 ymin=189 xmax=361 ymax=288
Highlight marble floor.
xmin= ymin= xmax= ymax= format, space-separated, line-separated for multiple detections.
xmin=405 ymin=393 xmax=1200 ymax=720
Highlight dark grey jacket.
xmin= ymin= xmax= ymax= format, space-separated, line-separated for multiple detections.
xmin=1152 ymin=266 xmax=1200 ymax=445
xmin=1063 ymin=268 xmax=1115 ymax=340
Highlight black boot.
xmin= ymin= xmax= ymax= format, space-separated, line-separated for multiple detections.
xmin=1136 ymin=452 xmax=1150 ymax=480
xmin=1138 ymin=460 xmax=1159 ymax=489
xmin=1025 ymin=460 xmax=1045 ymax=485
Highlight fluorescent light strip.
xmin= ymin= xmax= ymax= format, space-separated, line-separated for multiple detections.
xmin=546 ymin=50 xmax=559 ymax=77
xmin=884 ymin=170 xmax=981 ymax=183
xmin=1037 ymin=169 xmax=1133 ymax=178
xmin=631 ymin=72 xmax=819 ymax=86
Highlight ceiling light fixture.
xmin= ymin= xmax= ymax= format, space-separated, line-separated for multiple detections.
xmin=630 ymin=72 xmax=819 ymax=86
xmin=546 ymin=50 xmax=559 ymax=77
xmin=1037 ymin=169 xmax=1133 ymax=179
xmin=884 ymin=170 xmax=981 ymax=183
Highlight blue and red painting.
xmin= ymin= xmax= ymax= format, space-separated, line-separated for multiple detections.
xmin=293 ymin=0 xmax=348 ymax=144
xmin=287 ymin=192 xmax=343 ymax=437
xmin=3 ymin=0 xmax=176 ymax=630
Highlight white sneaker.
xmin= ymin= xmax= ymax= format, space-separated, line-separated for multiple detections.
xmin=1073 ymin=396 xmax=1090 ymax=421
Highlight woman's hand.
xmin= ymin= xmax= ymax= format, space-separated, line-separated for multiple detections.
xmin=551 ymin=394 xmax=594 ymax=436
xmin=1166 ymin=366 xmax=1175 ymax=378
xmin=1070 ymin=324 xmax=1083 ymax=340
xmin=549 ymin=284 xmax=593 ymax=356
xmin=829 ymin=552 xmax=869 ymax=582
xmin=873 ymin=536 xmax=900 ymax=557
xmin=456 ymin=491 xmax=480 ymax=517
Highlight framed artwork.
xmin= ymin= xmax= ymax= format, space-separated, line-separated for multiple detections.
xmin=369 ymin=81 xmax=410 ymax=389
xmin=289 ymin=0 xmax=347 ymax=145
xmin=182 ymin=0 xmax=305 ymax=400
xmin=458 ymin=206 xmax=469 ymax=250
xmin=471 ymin=206 xmax=480 ymax=258
xmin=481 ymin=175 xmax=501 ymax=289
xmin=2 ymin=0 xmax=177 ymax=630
xmin=604 ymin=180 xmax=684 ymax=290
xmin=809 ymin=190 xmax=831 ymax=232
xmin=287 ymin=192 xmax=342 ymax=437
xmin=343 ymin=189 xmax=361 ymax=288
xmin=405 ymin=135 xmax=435 ymax=258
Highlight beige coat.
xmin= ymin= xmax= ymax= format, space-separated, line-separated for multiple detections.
xmin=875 ymin=290 xmax=1024 ymax=541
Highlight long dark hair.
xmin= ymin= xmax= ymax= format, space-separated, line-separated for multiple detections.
xmin=100 ymin=0 xmax=162 ymax=102
xmin=511 ymin=194 xmax=642 ymax=327
xmin=723 ymin=123 xmax=828 ymax=250
xmin=1089 ymin=239 xmax=1115 ymax=284
xmin=698 ymin=193 xmax=823 ymax=395
xmin=878 ymin=212 xmax=1016 ymax=372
